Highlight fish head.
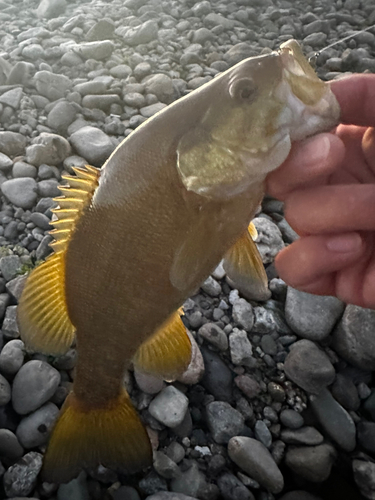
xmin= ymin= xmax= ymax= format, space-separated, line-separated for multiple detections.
xmin=176 ymin=39 xmax=340 ymax=199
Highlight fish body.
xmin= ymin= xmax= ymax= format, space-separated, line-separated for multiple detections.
xmin=17 ymin=40 xmax=340 ymax=482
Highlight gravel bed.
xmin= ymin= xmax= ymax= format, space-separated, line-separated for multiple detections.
xmin=0 ymin=0 xmax=374 ymax=498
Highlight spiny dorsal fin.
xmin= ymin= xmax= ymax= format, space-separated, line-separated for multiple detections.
xmin=17 ymin=165 xmax=100 ymax=356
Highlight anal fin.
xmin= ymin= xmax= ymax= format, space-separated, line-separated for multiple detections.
xmin=42 ymin=389 xmax=152 ymax=483
xmin=17 ymin=252 xmax=75 ymax=356
xmin=133 ymin=310 xmax=192 ymax=382
xmin=223 ymin=223 xmax=271 ymax=301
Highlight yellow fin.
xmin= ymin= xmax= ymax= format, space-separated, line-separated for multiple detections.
xmin=17 ymin=165 xmax=100 ymax=356
xmin=42 ymin=389 xmax=152 ymax=483
xmin=17 ymin=252 xmax=75 ymax=355
xmin=248 ymin=221 xmax=258 ymax=240
xmin=223 ymin=227 xmax=270 ymax=301
xmin=133 ymin=310 xmax=192 ymax=381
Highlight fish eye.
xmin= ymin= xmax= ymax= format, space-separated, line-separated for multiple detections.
xmin=229 ymin=77 xmax=257 ymax=101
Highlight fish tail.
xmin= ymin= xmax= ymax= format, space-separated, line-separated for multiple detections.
xmin=42 ymin=389 xmax=152 ymax=483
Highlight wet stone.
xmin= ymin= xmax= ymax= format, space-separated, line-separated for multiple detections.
xmin=0 ymin=255 xmax=21 ymax=281
xmin=285 ymin=288 xmax=344 ymax=341
xmin=0 ymin=339 xmax=24 ymax=376
xmin=357 ymin=421 xmax=375 ymax=456
xmin=217 ymin=472 xmax=255 ymax=500
xmin=285 ymin=444 xmax=336 ymax=483
xmin=197 ymin=323 xmax=228 ymax=351
xmin=281 ymin=427 xmax=324 ymax=445
xmin=57 ymin=471 xmax=90 ymax=500
xmin=153 ymin=451 xmax=180 ymax=479
xmin=12 ymin=360 xmax=61 ymax=415
xmin=0 ymin=429 xmax=23 ymax=460
xmin=254 ymin=420 xmax=272 ymax=448
xmin=280 ymin=409 xmax=304 ymax=429
xmin=309 ymin=388 xmax=356 ymax=452
xmin=206 ymin=401 xmax=244 ymax=444
xmin=235 ymin=375 xmax=261 ymax=399
xmin=0 ymin=373 xmax=11 ymax=405
xmin=16 ymin=402 xmax=59 ymax=449
xmin=170 ymin=461 xmax=207 ymax=498
xmin=331 ymin=373 xmax=360 ymax=411
xmin=353 ymin=459 xmax=375 ymax=499
xmin=284 ymin=340 xmax=335 ymax=395
xmin=201 ymin=347 xmax=232 ymax=401
xmin=148 ymin=386 xmax=188 ymax=428
xmin=3 ymin=451 xmax=43 ymax=497
xmin=228 ymin=436 xmax=284 ymax=494
xmin=1 ymin=178 xmax=37 ymax=210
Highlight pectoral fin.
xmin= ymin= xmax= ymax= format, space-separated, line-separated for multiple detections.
xmin=133 ymin=310 xmax=192 ymax=382
xmin=223 ymin=224 xmax=270 ymax=301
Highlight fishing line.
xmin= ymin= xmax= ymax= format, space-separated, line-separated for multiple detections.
xmin=308 ymin=23 xmax=375 ymax=67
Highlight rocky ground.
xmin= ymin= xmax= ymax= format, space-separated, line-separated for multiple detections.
xmin=0 ymin=0 xmax=374 ymax=498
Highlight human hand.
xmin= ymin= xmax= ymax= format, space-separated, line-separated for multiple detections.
xmin=266 ymin=74 xmax=375 ymax=308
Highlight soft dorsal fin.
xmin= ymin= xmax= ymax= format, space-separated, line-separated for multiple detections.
xmin=17 ymin=165 xmax=100 ymax=355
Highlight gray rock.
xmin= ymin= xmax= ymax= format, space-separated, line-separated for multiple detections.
xmin=2 ymin=306 xmax=19 ymax=339
xmin=192 ymin=28 xmax=214 ymax=45
xmin=281 ymin=427 xmax=324 ymax=445
xmin=331 ymin=373 xmax=360 ymax=411
xmin=110 ymin=65 xmax=132 ymax=79
xmin=217 ymin=472 xmax=255 ymax=500
xmin=0 ymin=429 xmax=24 ymax=460
xmin=356 ymin=421 xmax=375 ymax=456
xmin=206 ymin=401 xmax=244 ymax=444
xmin=285 ymin=444 xmax=336 ymax=482
xmin=86 ymin=20 xmax=115 ymax=42
xmin=204 ymin=13 xmax=235 ymax=30
xmin=113 ymin=485 xmax=141 ymax=500
xmin=16 ymin=402 xmax=59 ymax=449
xmin=252 ymin=218 xmax=284 ymax=264
xmin=30 ymin=212 xmax=51 ymax=231
xmin=229 ymin=329 xmax=255 ymax=367
xmin=140 ymin=103 xmax=166 ymax=117
xmin=0 ymin=339 xmax=24 ymax=376
xmin=121 ymin=20 xmax=159 ymax=46
xmin=143 ymin=74 xmax=176 ymax=105
xmin=170 ymin=461 xmax=207 ymax=498
xmin=0 ymin=88 xmax=23 ymax=109
xmin=192 ymin=1 xmax=211 ymax=16
xmin=254 ymin=420 xmax=272 ymax=448
xmin=47 ymin=101 xmax=77 ymax=133
xmin=34 ymin=71 xmax=72 ymax=101
xmin=353 ymin=459 xmax=375 ymax=499
xmin=73 ymin=81 xmax=108 ymax=96
xmin=200 ymin=276 xmax=221 ymax=297
xmin=1 ymin=178 xmax=37 ymax=209
xmin=12 ymin=360 xmax=61 ymax=415
xmin=26 ymin=133 xmax=71 ymax=167
xmin=0 ymin=132 xmax=27 ymax=157
xmin=124 ymin=92 xmax=146 ymax=108
xmin=6 ymin=275 xmax=26 ymax=302
xmin=201 ymin=347 xmax=232 ymax=401
xmin=310 ymin=388 xmax=356 ymax=452
xmin=3 ymin=452 xmax=43 ymax=497
xmin=228 ymin=436 xmax=284 ymax=494
xmin=0 ymin=152 xmax=12 ymax=171
xmin=13 ymin=161 xmax=37 ymax=179
xmin=149 ymin=386 xmax=188 ymax=428
xmin=0 ymin=293 xmax=10 ymax=320
xmin=177 ymin=331 xmax=204 ymax=385
xmin=134 ymin=370 xmax=164 ymax=394
xmin=153 ymin=451 xmax=180 ymax=479
xmin=303 ymin=20 xmax=331 ymax=36
xmin=280 ymin=409 xmax=304 ymax=429
xmin=37 ymin=0 xmax=67 ymax=18
xmin=0 ymin=373 xmax=11 ymax=405
xmin=57 ymin=471 xmax=90 ymax=500
xmin=82 ymin=94 xmax=121 ymax=111
xmin=22 ymin=44 xmax=45 ymax=61
xmin=74 ymin=41 xmax=114 ymax=61
xmin=285 ymin=288 xmax=344 ymax=341
xmin=69 ymin=126 xmax=114 ymax=167
xmin=198 ymin=323 xmax=228 ymax=351
xmin=224 ymin=43 xmax=258 ymax=66
xmin=332 ymin=305 xmax=375 ymax=370
xmin=235 ymin=375 xmax=261 ymax=399
xmin=232 ymin=299 xmax=254 ymax=331
xmin=0 ymin=255 xmax=21 ymax=281
xmin=38 ymin=179 xmax=60 ymax=198
xmin=284 ymin=339 xmax=335 ymax=394
xmin=303 ymin=33 xmax=328 ymax=47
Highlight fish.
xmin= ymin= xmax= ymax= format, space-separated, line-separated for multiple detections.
xmin=17 ymin=39 xmax=340 ymax=483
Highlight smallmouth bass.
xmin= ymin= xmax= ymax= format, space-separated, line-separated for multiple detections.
xmin=17 ymin=40 xmax=340 ymax=482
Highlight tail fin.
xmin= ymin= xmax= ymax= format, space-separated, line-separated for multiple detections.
xmin=42 ymin=390 xmax=152 ymax=483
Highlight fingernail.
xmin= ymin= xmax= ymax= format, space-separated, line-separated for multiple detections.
xmin=293 ymin=135 xmax=331 ymax=165
xmin=326 ymin=233 xmax=362 ymax=252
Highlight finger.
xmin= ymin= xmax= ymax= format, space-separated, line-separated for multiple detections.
xmin=266 ymin=133 xmax=345 ymax=200
xmin=362 ymin=127 xmax=375 ymax=175
xmin=275 ymin=232 xmax=364 ymax=289
xmin=284 ymin=184 xmax=375 ymax=235
xmin=331 ymin=74 xmax=375 ymax=127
